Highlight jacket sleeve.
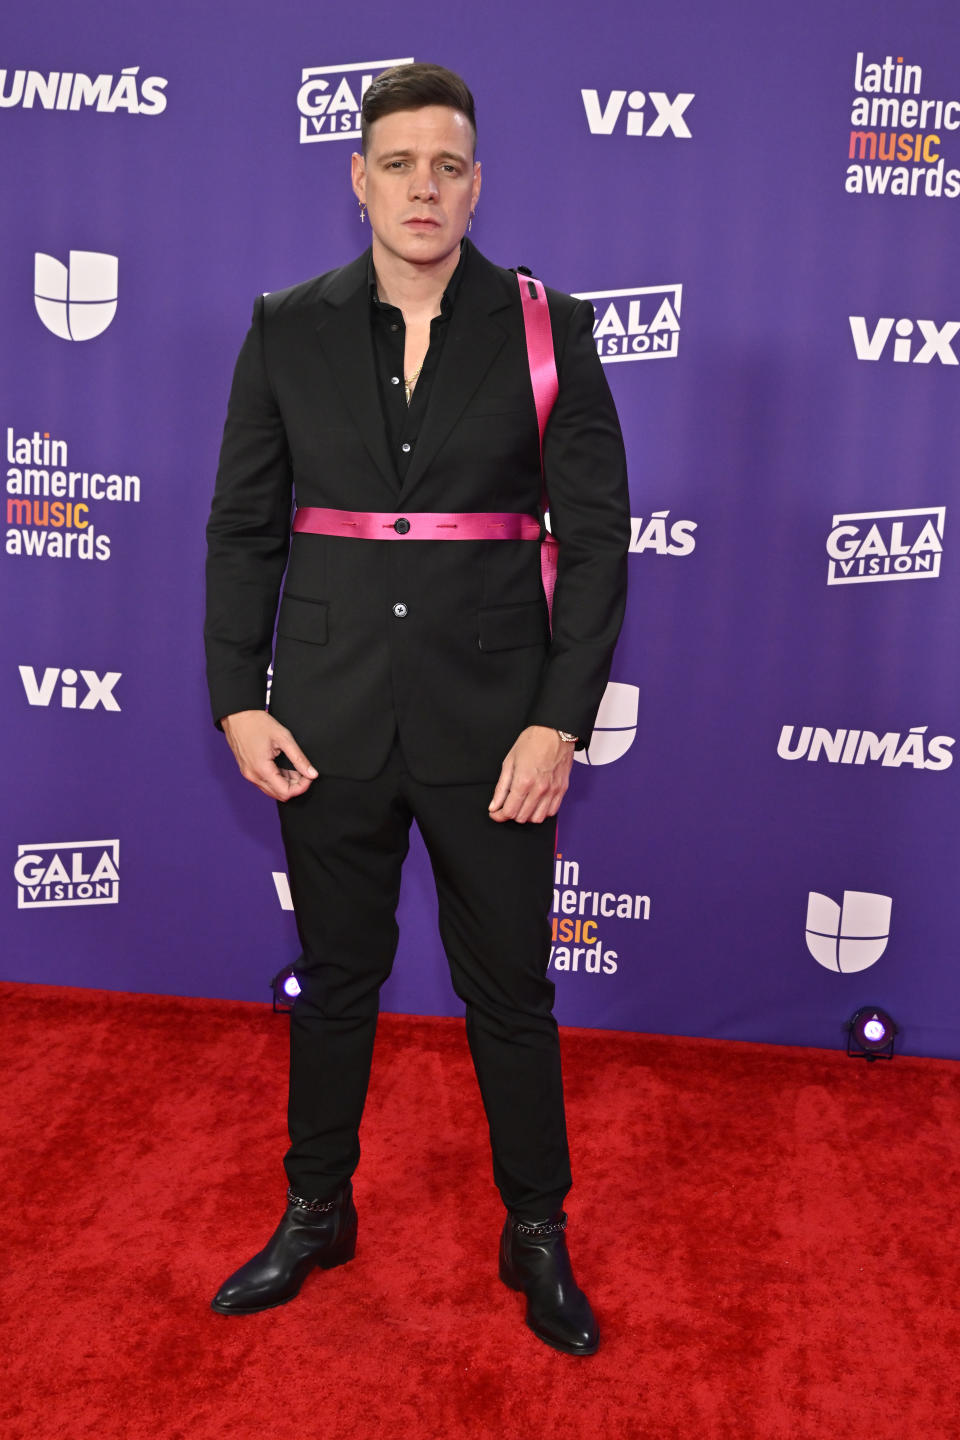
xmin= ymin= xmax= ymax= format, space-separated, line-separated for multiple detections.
xmin=524 ymin=297 xmax=631 ymax=747
xmin=204 ymin=295 xmax=293 ymax=726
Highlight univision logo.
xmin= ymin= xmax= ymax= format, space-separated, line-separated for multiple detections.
xmin=574 ymin=682 xmax=639 ymax=766
xmin=805 ymin=890 xmax=892 ymax=973
xmin=34 ymin=251 xmax=118 ymax=341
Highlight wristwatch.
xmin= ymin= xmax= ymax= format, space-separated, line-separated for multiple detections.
xmin=557 ymin=730 xmax=578 ymax=744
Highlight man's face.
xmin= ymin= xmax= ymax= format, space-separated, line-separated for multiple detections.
xmin=351 ymin=105 xmax=481 ymax=269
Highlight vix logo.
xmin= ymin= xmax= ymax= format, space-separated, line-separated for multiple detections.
xmin=574 ymin=682 xmax=639 ymax=767
xmin=298 ymin=58 xmax=413 ymax=143
xmin=34 ymin=251 xmax=118 ymax=341
xmin=849 ymin=316 xmax=959 ymax=365
xmin=19 ymin=666 xmax=121 ymax=711
xmin=805 ymin=890 xmax=892 ymax=974
xmin=581 ymin=87 xmax=694 ymax=138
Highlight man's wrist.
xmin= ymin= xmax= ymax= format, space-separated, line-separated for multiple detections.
xmin=556 ymin=730 xmax=578 ymax=744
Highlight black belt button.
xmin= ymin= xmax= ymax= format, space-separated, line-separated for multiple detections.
xmin=394 ymin=517 xmax=410 ymax=535
xmin=392 ymin=602 xmax=408 ymax=618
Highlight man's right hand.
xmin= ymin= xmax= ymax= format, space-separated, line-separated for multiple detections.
xmin=221 ymin=711 xmax=318 ymax=801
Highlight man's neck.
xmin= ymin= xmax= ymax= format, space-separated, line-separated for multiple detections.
xmin=371 ymin=239 xmax=462 ymax=318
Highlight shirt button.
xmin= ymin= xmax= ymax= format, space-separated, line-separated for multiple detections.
xmin=390 ymin=323 xmax=400 ymax=332
xmin=401 ymin=442 xmax=411 ymax=454
xmin=390 ymin=376 xmax=400 ymax=385
xmin=394 ymin=518 xmax=410 ymax=535
xmin=393 ymin=602 xmax=408 ymax=618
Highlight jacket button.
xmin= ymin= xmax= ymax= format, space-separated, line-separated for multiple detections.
xmin=394 ymin=517 xmax=410 ymax=535
xmin=392 ymin=602 xmax=408 ymax=618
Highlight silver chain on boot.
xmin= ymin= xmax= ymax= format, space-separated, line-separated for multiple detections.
xmin=512 ymin=1213 xmax=568 ymax=1239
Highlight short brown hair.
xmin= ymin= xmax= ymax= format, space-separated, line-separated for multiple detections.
xmin=361 ymin=63 xmax=477 ymax=154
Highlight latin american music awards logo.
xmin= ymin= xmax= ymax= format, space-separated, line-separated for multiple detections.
xmin=34 ymin=251 xmax=118 ymax=341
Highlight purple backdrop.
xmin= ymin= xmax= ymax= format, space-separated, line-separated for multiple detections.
xmin=3 ymin=0 xmax=959 ymax=1058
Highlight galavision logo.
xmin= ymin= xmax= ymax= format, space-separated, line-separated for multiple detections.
xmin=850 ymin=316 xmax=959 ymax=364
xmin=574 ymin=285 xmax=681 ymax=364
xmin=35 ymin=251 xmax=117 ymax=342
xmin=630 ymin=511 xmax=696 ymax=556
xmin=298 ymin=58 xmax=413 ymax=143
xmin=550 ymin=851 xmax=651 ymax=978
xmin=805 ymin=890 xmax=892 ymax=973
xmin=581 ymin=87 xmax=694 ymax=138
xmin=15 ymin=839 xmax=120 ymax=909
xmin=778 ymin=725 xmax=953 ymax=770
xmin=574 ymin=682 xmax=639 ymax=767
xmin=0 ymin=67 xmax=167 ymax=115
xmin=826 ymin=506 xmax=944 ymax=584
xmin=19 ymin=666 xmax=121 ymax=711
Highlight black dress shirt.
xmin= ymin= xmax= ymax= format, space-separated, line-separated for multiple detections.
xmin=369 ymin=243 xmax=467 ymax=483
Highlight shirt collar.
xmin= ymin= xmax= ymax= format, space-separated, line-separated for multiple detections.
xmin=368 ymin=240 xmax=467 ymax=316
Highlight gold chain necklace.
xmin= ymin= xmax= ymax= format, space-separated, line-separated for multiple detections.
xmin=404 ymin=361 xmax=424 ymax=406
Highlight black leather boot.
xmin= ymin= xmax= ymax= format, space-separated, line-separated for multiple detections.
xmin=499 ymin=1211 xmax=599 ymax=1355
xmin=210 ymin=1183 xmax=357 ymax=1315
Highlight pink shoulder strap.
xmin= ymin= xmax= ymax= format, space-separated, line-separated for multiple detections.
xmin=516 ymin=271 xmax=560 ymax=622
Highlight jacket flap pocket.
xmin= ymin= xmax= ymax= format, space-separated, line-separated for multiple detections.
xmin=277 ymin=594 xmax=328 ymax=646
xmin=478 ymin=601 xmax=548 ymax=652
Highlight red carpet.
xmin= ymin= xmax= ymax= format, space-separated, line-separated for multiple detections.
xmin=2 ymin=982 xmax=959 ymax=1439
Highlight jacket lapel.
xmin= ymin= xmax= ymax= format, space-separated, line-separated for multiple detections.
xmin=398 ymin=245 xmax=514 ymax=499
xmin=313 ymin=251 xmax=397 ymax=490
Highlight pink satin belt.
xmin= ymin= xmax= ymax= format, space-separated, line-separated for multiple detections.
xmin=292 ymin=506 xmax=542 ymax=542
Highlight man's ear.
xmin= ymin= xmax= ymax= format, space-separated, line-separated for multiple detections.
xmin=351 ymin=151 xmax=366 ymax=203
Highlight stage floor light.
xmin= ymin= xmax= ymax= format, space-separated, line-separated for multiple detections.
xmin=847 ymin=1006 xmax=897 ymax=1060
xmin=271 ymin=960 xmax=302 ymax=1014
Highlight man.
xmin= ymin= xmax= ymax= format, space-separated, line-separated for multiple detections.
xmin=205 ymin=63 xmax=629 ymax=1356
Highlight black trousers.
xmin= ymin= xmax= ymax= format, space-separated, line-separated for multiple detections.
xmin=277 ymin=743 xmax=572 ymax=1220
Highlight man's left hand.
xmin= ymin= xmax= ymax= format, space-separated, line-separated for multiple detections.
xmin=488 ymin=726 xmax=576 ymax=825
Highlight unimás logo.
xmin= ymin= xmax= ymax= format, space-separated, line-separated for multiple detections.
xmin=574 ymin=682 xmax=639 ymax=767
xmin=845 ymin=52 xmax=960 ymax=199
xmin=35 ymin=251 xmax=117 ymax=341
xmin=573 ymin=285 xmax=681 ymax=364
xmin=630 ymin=511 xmax=697 ymax=556
xmin=5 ymin=425 xmax=141 ymax=563
xmin=581 ymin=86 xmax=694 ymax=138
xmin=0 ymin=67 xmax=167 ymax=115
xmin=805 ymin=890 xmax=892 ymax=973
xmin=778 ymin=724 xmax=954 ymax=770
xmin=15 ymin=839 xmax=120 ymax=909
xmin=826 ymin=506 xmax=944 ymax=584
xmin=850 ymin=315 xmax=959 ymax=364
xmin=298 ymin=58 xmax=413 ymax=143
xmin=19 ymin=666 xmax=121 ymax=711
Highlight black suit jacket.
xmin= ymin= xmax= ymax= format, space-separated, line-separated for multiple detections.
xmin=205 ymin=241 xmax=630 ymax=784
